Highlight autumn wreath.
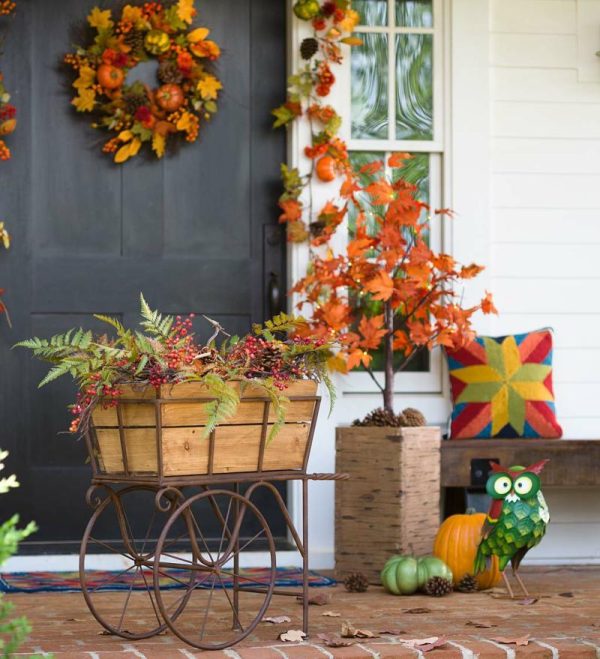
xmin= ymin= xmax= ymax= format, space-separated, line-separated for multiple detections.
xmin=65 ymin=0 xmax=222 ymax=163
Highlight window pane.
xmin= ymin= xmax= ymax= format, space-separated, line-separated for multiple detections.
xmin=395 ymin=0 xmax=433 ymax=27
xmin=354 ymin=0 xmax=388 ymax=26
xmin=395 ymin=34 xmax=433 ymax=140
xmin=351 ymin=33 xmax=389 ymax=139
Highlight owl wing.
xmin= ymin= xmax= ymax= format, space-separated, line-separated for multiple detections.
xmin=474 ymin=498 xmax=503 ymax=574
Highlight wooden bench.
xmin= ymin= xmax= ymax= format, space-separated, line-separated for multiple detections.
xmin=440 ymin=439 xmax=600 ymax=516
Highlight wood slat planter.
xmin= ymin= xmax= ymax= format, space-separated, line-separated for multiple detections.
xmin=89 ymin=380 xmax=319 ymax=479
xmin=335 ymin=426 xmax=441 ymax=583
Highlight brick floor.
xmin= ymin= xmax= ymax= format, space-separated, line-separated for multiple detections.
xmin=7 ymin=566 xmax=600 ymax=657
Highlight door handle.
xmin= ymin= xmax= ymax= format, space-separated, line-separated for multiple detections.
xmin=268 ymin=271 xmax=281 ymax=316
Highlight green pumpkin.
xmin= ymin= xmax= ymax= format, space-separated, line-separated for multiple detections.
xmin=144 ymin=30 xmax=171 ymax=55
xmin=293 ymin=0 xmax=321 ymax=21
xmin=381 ymin=555 xmax=453 ymax=595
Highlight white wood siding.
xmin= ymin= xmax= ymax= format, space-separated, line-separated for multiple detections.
xmin=490 ymin=0 xmax=600 ymax=563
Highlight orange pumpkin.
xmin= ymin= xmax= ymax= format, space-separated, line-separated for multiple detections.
xmin=97 ymin=64 xmax=125 ymax=90
xmin=433 ymin=511 xmax=502 ymax=590
xmin=316 ymin=155 xmax=336 ymax=182
xmin=156 ymin=84 xmax=184 ymax=112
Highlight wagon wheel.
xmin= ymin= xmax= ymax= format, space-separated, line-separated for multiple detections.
xmin=79 ymin=486 xmax=195 ymax=639
xmin=153 ymin=489 xmax=276 ymax=650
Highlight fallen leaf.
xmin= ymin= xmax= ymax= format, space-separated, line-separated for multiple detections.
xmin=490 ymin=634 xmax=530 ymax=647
xmin=317 ymin=633 xmax=354 ymax=648
xmin=296 ymin=592 xmax=331 ymax=606
xmin=466 ymin=620 xmax=497 ymax=629
xmin=262 ymin=615 xmax=292 ymax=624
xmin=380 ymin=628 xmax=407 ymax=635
xmin=404 ymin=607 xmax=431 ymax=614
xmin=322 ymin=611 xmax=341 ymax=617
xmin=341 ymin=620 xmax=379 ymax=639
xmin=399 ymin=637 xmax=447 ymax=652
xmin=279 ymin=629 xmax=307 ymax=643
xmin=517 ymin=597 xmax=538 ymax=606
xmin=559 ymin=592 xmax=574 ymax=598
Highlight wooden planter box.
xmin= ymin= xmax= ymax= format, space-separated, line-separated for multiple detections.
xmin=335 ymin=425 xmax=441 ymax=583
xmin=88 ymin=380 xmax=319 ymax=479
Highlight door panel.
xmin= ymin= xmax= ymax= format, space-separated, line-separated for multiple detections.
xmin=0 ymin=0 xmax=287 ymax=552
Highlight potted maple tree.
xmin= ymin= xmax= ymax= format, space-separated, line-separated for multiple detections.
xmin=291 ymin=153 xmax=496 ymax=579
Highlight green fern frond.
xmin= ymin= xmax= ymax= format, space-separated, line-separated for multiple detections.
xmin=94 ymin=314 xmax=127 ymax=337
xmin=201 ymin=374 xmax=240 ymax=438
xmin=139 ymin=293 xmax=174 ymax=338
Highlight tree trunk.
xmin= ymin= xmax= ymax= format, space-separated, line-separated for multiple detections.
xmin=383 ymin=300 xmax=395 ymax=413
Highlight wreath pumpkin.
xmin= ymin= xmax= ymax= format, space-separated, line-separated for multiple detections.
xmin=65 ymin=0 xmax=222 ymax=163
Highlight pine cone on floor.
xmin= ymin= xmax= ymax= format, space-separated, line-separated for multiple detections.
xmin=123 ymin=29 xmax=146 ymax=54
xmin=402 ymin=407 xmax=427 ymax=427
xmin=158 ymin=60 xmax=184 ymax=85
xmin=300 ymin=37 xmax=319 ymax=60
xmin=456 ymin=574 xmax=478 ymax=593
xmin=343 ymin=571 xmax=369 ymax=593
xmin=352 ymin=407 xmax=404 ymax=427
xmin=424 ymin=576 xmax=453 ymax=597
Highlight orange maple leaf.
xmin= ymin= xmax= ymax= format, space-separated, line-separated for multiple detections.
xmin=358 ymin=314 xmax=387 ymax=350
xmin=392 ymin=330 xmax=414 ymax=355
xmin=346 ymin=348 xmax=372 ymax=370
xmin=359 ymin=160 xmax=384 ymax=175
xmin=388 ymin=152 xmax=412 ymax=168
xmin=363 ymin=271 xmax=395 ymax=301
xmin=408 ymin=320 xmax=433 ymax=346
xmin=481 ymin=291 xmax=498 ymax=314
xmin=319 ymin=300 xmax=351 ymax=330
xmin=460 ymin=263 xmax=485 ymax=279
xmin=365 ymin=180 xmax=395 ymax=205
xmin=278 ymin=199 xmax=302 ymax=224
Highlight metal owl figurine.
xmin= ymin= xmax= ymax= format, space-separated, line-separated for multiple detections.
xmin=474 ymin=460 xmax=550 ymax=598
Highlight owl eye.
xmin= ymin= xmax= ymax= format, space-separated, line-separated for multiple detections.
xmin=514 ymin=475 xmax=534 ymax=495
xmin=493 ymin=476 xmax=512 ymax=496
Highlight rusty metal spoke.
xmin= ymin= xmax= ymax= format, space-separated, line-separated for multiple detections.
xmin=214 ymin=570 xmax=244 ymax=633
xmin=116 ymin=572 xmax=136 ymax=632
xmin=90 ymin=564 xmax=137 ymax=593
xmin=199 ymin=574 xmax=217 ymax=641
xmin=139 ymin=566 xmax=163 ymax=627
xmin=88 ymin=536 xmax=135 ymax=561
xmin=237 ymin=528 xmax=266 ymax=554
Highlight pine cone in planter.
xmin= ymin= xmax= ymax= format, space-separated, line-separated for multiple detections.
xmin=402 ymin=407 xmax=427 ymax=427
xmin=343 ymin=571 xmax=370 ymax=593
xmin=352 ymin=407 xmax=404 ymax=427
xmin=424 ymin=576 xmax=453 ymax=597
xmin=456 ymin=574 xmax=478 ymax=593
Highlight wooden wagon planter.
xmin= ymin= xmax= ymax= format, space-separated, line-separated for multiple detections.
xmin=79 ymin=379 xmax=347 ymax=651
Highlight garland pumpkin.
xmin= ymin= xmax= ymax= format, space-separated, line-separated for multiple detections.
xmin=433 ymin=511 xmax=502 ymax=590
xmin=65 ymin=0 xmax=222 ymax=163
xmin=380 ymin=555 xmax=453 ymax=595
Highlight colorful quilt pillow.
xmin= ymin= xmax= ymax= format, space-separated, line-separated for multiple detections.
xmin=447 ymin=329 xmax=562 ymax=439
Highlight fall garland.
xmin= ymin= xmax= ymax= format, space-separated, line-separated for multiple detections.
xmin=65 ymin=0 xmax=222 ymax=163
xmin=272 ymin=0 xmax=360 ymax=245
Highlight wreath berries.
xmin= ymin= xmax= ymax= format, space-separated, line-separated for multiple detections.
xmin=65 ymin=0 xmax=223 ymax=163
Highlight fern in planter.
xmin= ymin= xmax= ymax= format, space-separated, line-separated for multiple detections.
xmin=16 ymin=295 xmax=335 ymax=438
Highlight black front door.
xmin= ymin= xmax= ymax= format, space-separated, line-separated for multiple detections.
xmin=0 ymin=0 xmax=287 ymax=552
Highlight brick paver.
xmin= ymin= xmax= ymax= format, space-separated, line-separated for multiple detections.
xmin=7 ymin=566 xmax=600 ymax=657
